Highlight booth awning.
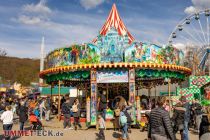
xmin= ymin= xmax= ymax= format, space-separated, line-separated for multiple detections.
xmin=41 ymin=87 xmax=70 ymax=95
xmin=160 ymin=92 xmax=176 ymax=96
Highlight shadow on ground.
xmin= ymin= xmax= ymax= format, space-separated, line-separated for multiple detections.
xmin=0 ymin=134 xmax=21 ymax=140
xmin=112 ymin=131 xmax=121 ymax=138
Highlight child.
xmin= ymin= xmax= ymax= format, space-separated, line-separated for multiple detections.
xmin=98 ymin=114 xmax=106 ymax=139
xmin=29 ymin=112 xmax=43 ymax=130
xmin=0 ymin=105 xmax=13 ymax=140
xmin=98 ymin=115 xmax=106 ymax=139
xmin=34 ymin=107 xmax=40 ymax=118
xmin=119 ymin=111 xmax=129 ymax=140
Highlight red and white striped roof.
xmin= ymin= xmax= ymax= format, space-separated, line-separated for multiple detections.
xmin=93 ymin=4 xmax=135 ymax=44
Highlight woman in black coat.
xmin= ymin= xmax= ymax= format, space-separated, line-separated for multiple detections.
xmin=172 ymin=102 xmax=186 ymax=140
xmin=17 ymin=101 xmax=28 ymax=130
xmin=199 ymin=115 xmax=210 ymax=139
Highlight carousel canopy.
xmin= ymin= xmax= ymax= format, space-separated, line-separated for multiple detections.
xmin=40 ymin=4 xmax=191 ymax=84
xmin=92 ymin=3 xmax=134 ymax=44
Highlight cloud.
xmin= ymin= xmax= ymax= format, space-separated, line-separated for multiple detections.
xmin=13 ymin=0 xmax=52 ymax=26
xmin=173 ymin=43 xmax=186 ymax=50
xmin=22 ymin=0 xmax=51 ymax=14
xmin=80 ymin=0 xmax=105 ymax=10
xmin=184 ymin=6 xmax=198 ymax=15
xmin=184 ymin=0 xmax=210 ymax=14
xmin=16 ymin=15 xmax=43 ymax=25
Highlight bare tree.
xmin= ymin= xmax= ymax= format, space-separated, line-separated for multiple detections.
xmin=0 ymin=48 xmax=7 ymax=56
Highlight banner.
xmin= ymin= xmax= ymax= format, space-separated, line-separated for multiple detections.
xmin=96 ymin=70 xmax=128 ymax=83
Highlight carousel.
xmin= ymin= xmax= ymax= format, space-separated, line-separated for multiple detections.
xmin=39 ymin=4 xmax=191 ymax=127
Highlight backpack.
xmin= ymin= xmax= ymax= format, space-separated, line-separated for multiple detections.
xmin=120 ymin=113 xmax=127 ymax=126
xmin=72 ymin=104 xmax=78 ymax=113
xmin=62 ymin=103 xmax=70 ymax=114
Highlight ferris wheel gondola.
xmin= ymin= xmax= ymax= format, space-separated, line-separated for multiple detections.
xmin=168 ymin=9 xmax=210 ymax=75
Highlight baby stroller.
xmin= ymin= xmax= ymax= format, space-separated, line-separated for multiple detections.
xmin=29 ymin=112 xmax=43 ymax=130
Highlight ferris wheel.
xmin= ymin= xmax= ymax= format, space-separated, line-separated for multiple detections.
xmin=168 ymin=9 xmax=210 ymax=74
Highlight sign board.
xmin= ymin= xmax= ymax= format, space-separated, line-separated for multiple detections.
xmin=69 ymin=88 xmax=78 ymax=97
xmin=96 ymin=70 xmax=128 ymax=83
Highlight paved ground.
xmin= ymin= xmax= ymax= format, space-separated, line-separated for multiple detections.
xmin=0 ymin=117 xmax=199 ymax=140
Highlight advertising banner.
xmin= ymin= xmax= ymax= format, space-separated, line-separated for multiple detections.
xmin=96 ymin=70 xmax=128 ymax=83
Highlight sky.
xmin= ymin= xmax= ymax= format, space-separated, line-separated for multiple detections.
xmin=0 ymin=0 xmax=210 ymax=58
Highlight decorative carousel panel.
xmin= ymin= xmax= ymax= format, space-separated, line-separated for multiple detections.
xmin=125 ymin=42 xmax=162 ymax=63
xmin=45 ymin=70 xmax=90 ymax=83
xmin=46 ymin=44 xmax=101 ymax=68
xmin=95 ymin=27 xmax=130 ymax=63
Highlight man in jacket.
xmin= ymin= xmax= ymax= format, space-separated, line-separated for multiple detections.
xmin=16 ymin=101 xmax=28 ymax=130
xmin=180 ymin=96 xmax=190 ymax=140
xmin=148 ymin=97 xmax=175 ymax=140
xmin=99 ymin=91 xmax=107 ymax=120
xmin=61 ymin=98 xmax=73 ymax=130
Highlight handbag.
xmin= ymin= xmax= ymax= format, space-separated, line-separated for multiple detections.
xmin=178 ymin=124 xmax=184 ymax=131
xmin=114 ymin=109 xmax=120 ymax=117
xmin=72 ymin=104 xmax=78 ymax=113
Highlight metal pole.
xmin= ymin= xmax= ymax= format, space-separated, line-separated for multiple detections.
xmin=155 ymin=86 xmax=157 ymax=98
xmin=106 ymin=84 xmax=108 ymax=101
xmin=50 ymin=84 xmax=53 ymax=108
xmin=168 ymin=79 xmax=171 ymax=116
xmin=58 ymin=80 xmax=61 ymax=114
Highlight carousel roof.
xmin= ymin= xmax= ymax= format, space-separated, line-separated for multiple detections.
xmin=93 ymin=3 xmax=135 ymax=44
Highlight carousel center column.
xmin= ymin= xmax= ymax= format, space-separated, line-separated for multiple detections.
xmin=90 ymin=69 xmax=97 ymax=126
xmin=129 ymin=68 xmax=136 ymax=124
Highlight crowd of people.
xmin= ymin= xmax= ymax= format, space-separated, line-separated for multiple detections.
xmin=148 ymin=96 xmax=210 ymax=140
xmin=0 ymin=95 xmax=52 ymax=139
xmin=0 ymin=92 xmax=209 ymax=140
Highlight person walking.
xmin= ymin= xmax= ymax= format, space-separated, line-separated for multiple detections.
xmin=192 ymin=99 xmax=203 ymax=133
xmin=99 ymin=91 xmax=107 ymax=120
xmin=16 ymin=101 xmax=28 ymax=130
xmin=172 ymin=102 xmax=186 ymax=140
xmin=39 ymin=98 xmax=45 ymax=120
xmin=72 ymin=98 xmax=82 ymax=130
xmin=61 ymin=98 xmax=73 ymax=130
xmin=180 ymin=96 xmax=190 ymax=140
xmin=122 ymin=104 xmax=132 ymax=133
xmin=119 ymin=110 xmax=129 ymax=140
xmin=98 ymin=114 xmax=106 ymax=139
xmin=199 ymin=114 xmax=210 ymax=140
xmin=148 ymin=96 xmax=175 ymax=140
xmin=0 ymin=105 xmax=13 ymax=140
xmin=44 ymin=96 xmax=51 ymax=121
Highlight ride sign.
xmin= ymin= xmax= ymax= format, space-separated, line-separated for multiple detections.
xmin=96 ymin=70 xmax=128 ymax=83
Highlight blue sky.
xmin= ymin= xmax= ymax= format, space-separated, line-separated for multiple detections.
xmin=0 ymin=0 xmax=209 ymax=58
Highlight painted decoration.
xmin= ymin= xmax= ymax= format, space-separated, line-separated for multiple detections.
xmin=95 ymin=27 xmax=129 ymax=63
xmin=46 ymin=44 xmax=100 ymax=68
xmin=176 ymin=76 xmax=210 ymax=104
xmin=90 ymin=83 xmax=97 ymax=125
xmin=105 ymin=109 xmax=114 ymax=120
xmin=86 ymin=97 xmax=91 ymax=123
xmin=189 ymin=76 xmax=210 ymax=88
xmin=90 ymin=69 xmax=97 ymax=125
xmin=129 ymin=68 xmax=136 ymax=124
xmin=129 ymin=69 xmax=135 ymax=83
xmin=125 ymin=42 xmax=162 ymax=63
xmin=96 ymin=70 xmax=128 ymax=83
